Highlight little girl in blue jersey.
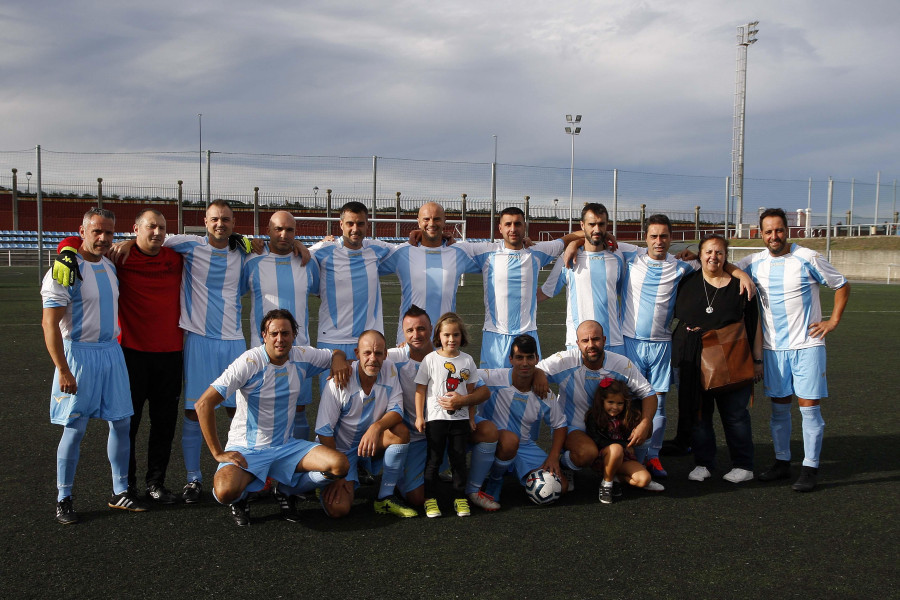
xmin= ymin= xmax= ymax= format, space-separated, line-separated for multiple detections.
xmin=414 ymin=312 xmax=481 ymax=517
xmin=585 ymin=378 xmax=661 ymax=503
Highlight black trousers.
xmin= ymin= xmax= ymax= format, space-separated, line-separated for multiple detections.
xmin=123 ymin=348 xmax=183 ymax=488
xmin=423 ymin=419 xmax=469 ymax=498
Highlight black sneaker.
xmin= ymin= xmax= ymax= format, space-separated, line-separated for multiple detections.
xmin=56 ymin=496 xmax=78 ymax=525
xmin=792 ymin=466 xmax=818 ymax=492
xmin=357 ymin=466 xmax=376 ymax=486
xmin=598 ymin=484 xmax=613 ymax=505
xmin=758 ymin=460 xmax=791 ymax=482
xmin=108 ymin=488 xmax=149 ymax=512
xmin=273 ymin=486 xmax=303 ymax=523
xmin=230 ymin=499 xmax=250 ymax=526
xmin=146 ymin=483 xmax=179 ymax=505
xmin=611 ymin=480 xmax=623 ymax=498
xmin=182 ymin=480 xmax=202 ymax=504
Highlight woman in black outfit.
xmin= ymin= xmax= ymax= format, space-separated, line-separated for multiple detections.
xmin=671 ymin=234 xmax=763 ymax=483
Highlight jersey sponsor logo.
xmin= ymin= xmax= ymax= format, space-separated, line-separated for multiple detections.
xmin=362 ymin=392 xmax=376 ymax=406
xmin=274 ymin=371 xmax=288 ymax=378
xmin=513 ymin=393 xmax=528 ymax=403
xmin=275 ymin=258 xmax=291 ymax=266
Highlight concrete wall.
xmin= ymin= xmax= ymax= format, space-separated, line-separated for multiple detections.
xmin=728 ymin=246 xmax=900 ymax=282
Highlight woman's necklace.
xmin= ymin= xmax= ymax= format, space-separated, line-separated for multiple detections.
xmin=703 ymin=277 xmax=722 ymax=314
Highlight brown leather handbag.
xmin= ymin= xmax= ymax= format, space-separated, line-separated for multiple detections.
xmin=700 ymin=321 xmax=754 ymax=393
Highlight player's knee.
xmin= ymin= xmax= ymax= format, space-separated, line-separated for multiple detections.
xmin=630 ymin=469 xmax=651 ymax=488
xmin=388 ymin=423 xmax=410 ymax=444
xmin=473 ymin=420 xmax=499 ymax=443
xmin=325 ymin=451 xmax=350 ymax=478
xmin=212 ymin=479 xmax=241 ymax=504
xmin=496 ymin=431 xmax=519 ymax=461
xmin=571 ymin=442 xmax=599 ymax=467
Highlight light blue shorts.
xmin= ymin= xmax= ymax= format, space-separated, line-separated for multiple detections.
xmin=184 ymin=332 xmax=246 ymax=409
xmin=480 ymin=330 xmax=541 ymax=369
xmin=50 ymin=340 xmax=133 ymax=425
xmin=217 ymin=438 xmax=320 ymax=492
xmin=512 ymin=441 xmax=549 ymax=484
xmin=623 ymin=337 xmax=672 ymax=393
xmin=398 ymin=438 xmax=427 ymax=494
xmin=763 ymin=346 xmax=828 ymax=400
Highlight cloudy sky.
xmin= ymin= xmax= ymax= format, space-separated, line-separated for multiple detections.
xmin=2 ymin=1 xmax=898 ymax=214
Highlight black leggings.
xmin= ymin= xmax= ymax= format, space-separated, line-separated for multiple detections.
xmin=423 ymin=419 xmax=469 ymax=498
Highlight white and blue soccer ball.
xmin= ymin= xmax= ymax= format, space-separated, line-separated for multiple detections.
xmin=524 ymin=469 xmax=562 ymax=505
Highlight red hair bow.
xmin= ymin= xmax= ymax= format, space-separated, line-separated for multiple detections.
xmin=599 ymin=377 xmax=614 ymax=388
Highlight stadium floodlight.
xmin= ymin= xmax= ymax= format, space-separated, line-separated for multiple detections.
xmin=564 ymin=114 xmax=583 ymax=233
xmin=313 ymin=186 xmax=319 ymax=204
xmin=730 ymin=21 xmax=759 ymax=235
xmin=26 ymin=171 xmax=32 ymax=193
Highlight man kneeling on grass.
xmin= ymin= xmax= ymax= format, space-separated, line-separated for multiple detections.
xmin=314 ymin=330 xmax=417 ymax=518
xmin=195 ymin=309 xmax=351 ymax=527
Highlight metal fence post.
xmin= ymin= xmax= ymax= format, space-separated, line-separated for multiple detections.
xmin=395 ymin=192 xmax=401 ymax=238
xmin=326 ymin=189 xmax=332 ymax=236
xmin=206 ymin=150 xmax=211 ymax=206
xmin=253 ymin=187 xmax=260 ymax=237
xmin=613 ymin=168 xmax=618 ymax=237
xmin=371 ymin=156 xmax=377 ymax=238
xmin=490 ymin=162 xmax=496 ymax=243
xmin=524 ymin=196 xmax=530 ymax=237
xmin=826 ymin=177 xmax=834 ymax=261
xmin=724 ymin=176 xmax=730 ymax=236
xmin=639 ymin=204 xmax=646 ymax=234
xmin=177 ymin=180 xmax=183 ymax=234
xmin=10 ymin=169 xmax=17 ymax=231
xmin=461 ymin=193 xmax=467 ymax=229
xmin=694 ymin=205 xmax=700 ymax=239
xmin=36 ymin=145 xmax=43 ymax=284
xmin=97 ymin=178 xmax=103 ymax=209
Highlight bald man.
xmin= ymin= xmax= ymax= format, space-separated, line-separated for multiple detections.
xmin=314 ymin=330 xmax=414 ymax=519
xmin=378 ymin=202 xmax=482 ymax=343
xmin=242 ymin=210 xmax=320 ymax=440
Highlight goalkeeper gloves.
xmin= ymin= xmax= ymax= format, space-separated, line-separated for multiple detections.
xmin=53 ymin=246 xmax=82 ymax=286
xmin=228 ymin=233 xmax=252 ymax=255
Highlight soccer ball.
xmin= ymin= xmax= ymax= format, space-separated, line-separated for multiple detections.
xmin=524 ymin=469 xmax=562 ymax=505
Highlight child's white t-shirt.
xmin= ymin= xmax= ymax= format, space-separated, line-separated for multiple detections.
xmin=414 ymin=351 xmax=481 ymax=422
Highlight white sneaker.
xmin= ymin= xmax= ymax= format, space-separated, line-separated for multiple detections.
xmin=723 ymin=468 xmax=754 ymax=483
xmin=688 ymin=466 xmax=712 ymax=481
xmin=562 ymin=469 xmax=575 ymax=492
xmin=643 ymin=480 xmax=665 ymax=492
xmin=467 ymin=491 xmax=500 ymax=511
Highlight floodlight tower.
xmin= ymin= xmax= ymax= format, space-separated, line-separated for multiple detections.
xmin=565 ymin=114 xmax=582 ymax=233
xmin=730 ymin=21 xmax=758 ymax=236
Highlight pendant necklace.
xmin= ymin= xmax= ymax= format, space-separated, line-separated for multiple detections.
xmin=703 ymin=278 xmax=721 ymax=314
